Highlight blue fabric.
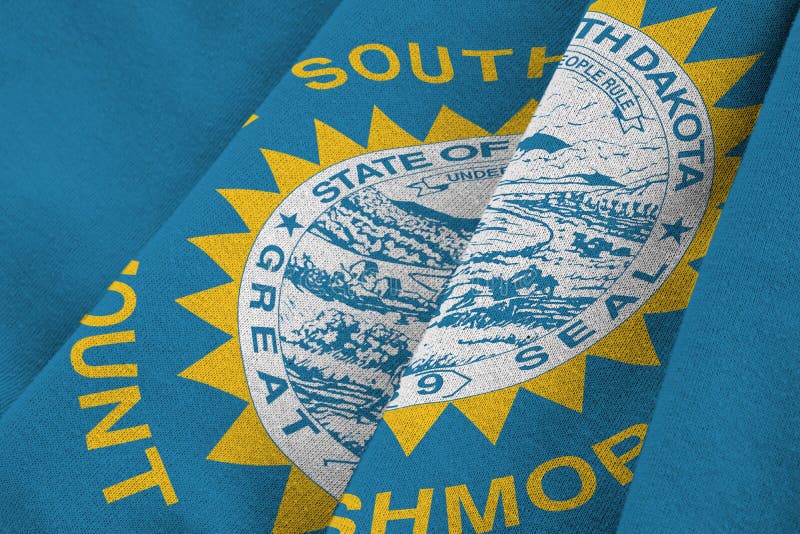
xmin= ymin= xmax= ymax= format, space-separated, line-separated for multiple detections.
xmin=619 ymin=8 xmax=800 ymax=532
xmin=0 ymin=1 xmax=587 ymax=530
xmin=2 ymin=1 xmax=799 ymax=531
xmin=0 ymin=0 xmax=339 ymax=413
xmin=327 ymin=1 xmax=799 ymax=532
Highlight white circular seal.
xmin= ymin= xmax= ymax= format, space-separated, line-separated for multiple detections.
xmin=238 ymin=136 xmax=515 ymax=495
xmin=390 ymin=12 xmax=714 ymax=408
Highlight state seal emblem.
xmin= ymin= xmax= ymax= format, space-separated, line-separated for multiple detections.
xmin=177 ymin=3 xmax=763 ymax=530
xmin=380 ymin=0 xmax=762 ymax=456
xmin=177 ymin=103 xmax=540 ymax=532
xmin=239 ymin=135 xmax=517 ymax=495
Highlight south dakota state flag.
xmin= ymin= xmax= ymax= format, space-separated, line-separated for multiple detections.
xmin=331 ymin=1 xmax=799 ymax=532
xmin=0 ymin=0 xmax=586 ymax=530
xmin=1 ymin=0 xmax=798 ymax=532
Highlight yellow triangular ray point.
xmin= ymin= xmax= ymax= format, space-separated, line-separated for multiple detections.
xmin=178 ymin=338 xmax=250 ymax=402
xmin=175 ymin=282 xmax=238 ymax=336
xmin=424 ymin=105 xmax=489 ymax=143
xmin=217 ymin=188 xmax=282 ymax=233
xmin=367 ymin=106 xmax=420 ymax=151
xmin=242 ymin=114 xmax=259 ymax=128
xmin=188 ymin=233 xmax=253 ymax=280
xmin=642 ymin=263 xmax=697 ymax=313
xmin=589 ymin=0 xmax=646 ymax=27
xmin=642 ymin=8 xmax=715 ymax=63
xmin=495 ymin=99 xmax=539 ymax=135
xmin=121 ymin=260 xmax=139 ymax=276
xmin=685 ymin=209 xmax=723 ymax=263
xmin=314 ymin=119 xmax=367 ymax=168
xmin=684 ymin=54 xmax=760 ymax=107
xmin=521 ymin=355 xmax=587 ymax=412
xmin=709 ymin=105 xmax=760 ymax=156
xmin=453 ymin=387 xmax=519 ymax=444
xmin=588 ymin=313 xmax=660 ymax=366
xmin=383 ymin=402 xmax=448 ymax=456
xmin=272 ymin=466 xmax=337 ymax=534
xmin=260 ymin=148 xmax=321 ymax=194
xmin=709 ymin=158 xmax=742 ymax=207
xmin=208 ymin=404 xmax=290 ymax=466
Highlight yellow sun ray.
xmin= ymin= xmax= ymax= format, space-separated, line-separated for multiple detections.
xmin=208 ymin=405 xmax=290 ymax=466
xmin=260 ymin=149 xmax=321 ymax=195
xmin=453 ymin=387 xmax=519 ymax=444
xmin=242 ymin=114 xmax=259 ymax=128
xmin=588 ymin=314 xmax=660 ymax=367
xmin=315 ymin=119 xmax=367 ymax=167
xmin=188 ymin=233 xmax=252 ymax=280
xmin=521 ymin=354 xmax=588 ymax=413
xmin=121 ymin=260 xmax=139 ymax=276
xmin=710 ymin=105 xmax=761 ymax=157
xmin=641 ymin=8 xmax=715 ymax=63
xmin=178 ymin=103 xmax=540 ymax=531
xmin=218 ymin=189 xmax=288 ymax=233
xmin=708 ymin=157 xmax=745 ymax=206
xmin=178 ymin=338 xmax=250 ymax=402
xmin=589 ymin=0 xmax=646 ymax=27
xmin=175 ymin=282 xmax=238 ymax=336
xmin=382 ymin=402 xmax=449 ymax=456
xmin=424 ymin=105 xmax=490 ymax=142
xmin=689 ymin=203 xmax=727 ymax=258
xmin=383 ymin=0 xmax=763 ymax=455
xmin=367 ymin=107 xmax=420 ymax=151
xmin=182 ymin=0 xmax=767 ymax=494
xmin=684 ymin=54 xmax=761 ymax=107
xmin=273 ymin=466 xmax=339 ymax=534
xmin=496 ymin=99 xmax=539 ymax=135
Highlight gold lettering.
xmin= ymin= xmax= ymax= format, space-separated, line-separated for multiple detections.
xmin=79 ymin=386 xmax=151 ymax=450
xmin=103 ymin=447 xmax=177 ymax=505
xmin=70 ymin=331 xmax=137 ymax=378
xmin=409 ymin=43 xmax=454 ymax=84
xmin=349 ymin=44 xmax=401 ymax=81
xmin=592 ymin=423 xmax=647 ymax=485
xmin=372 ymin=489 xmax=433 ymax=534
xmin=527 ymin=456 xmax=597 ymax=511
xmin=446 ymin=475 xmax=520 ymax=533
xmin=81 ymin=281 xmax=136 ymax=327
xmin=462 ymin=49 xmax=514 ymax=81
xmin=328 ymin=493 xmax=362 ymax=534
xmin=291 ymin=57 xmax=348 ymax=90
xmin=527 ymin=47 xmax=562 ymax=78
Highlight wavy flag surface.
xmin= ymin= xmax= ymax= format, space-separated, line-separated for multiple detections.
xmin=1 ymin=0 xmax=799 ymax=532
xmin=330 ymin=1 xmax=799 ymax=531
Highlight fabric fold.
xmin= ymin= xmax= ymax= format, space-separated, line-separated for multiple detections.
xmin=0 ymin=1 xmax=590 ymax=531
xmin=0 ymin=0 xmax=340 ymax=414
xmin=330 ymin=1 xmax=798 ymax=532
xmin=618 ymin=7 xmax=800 ymax=531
